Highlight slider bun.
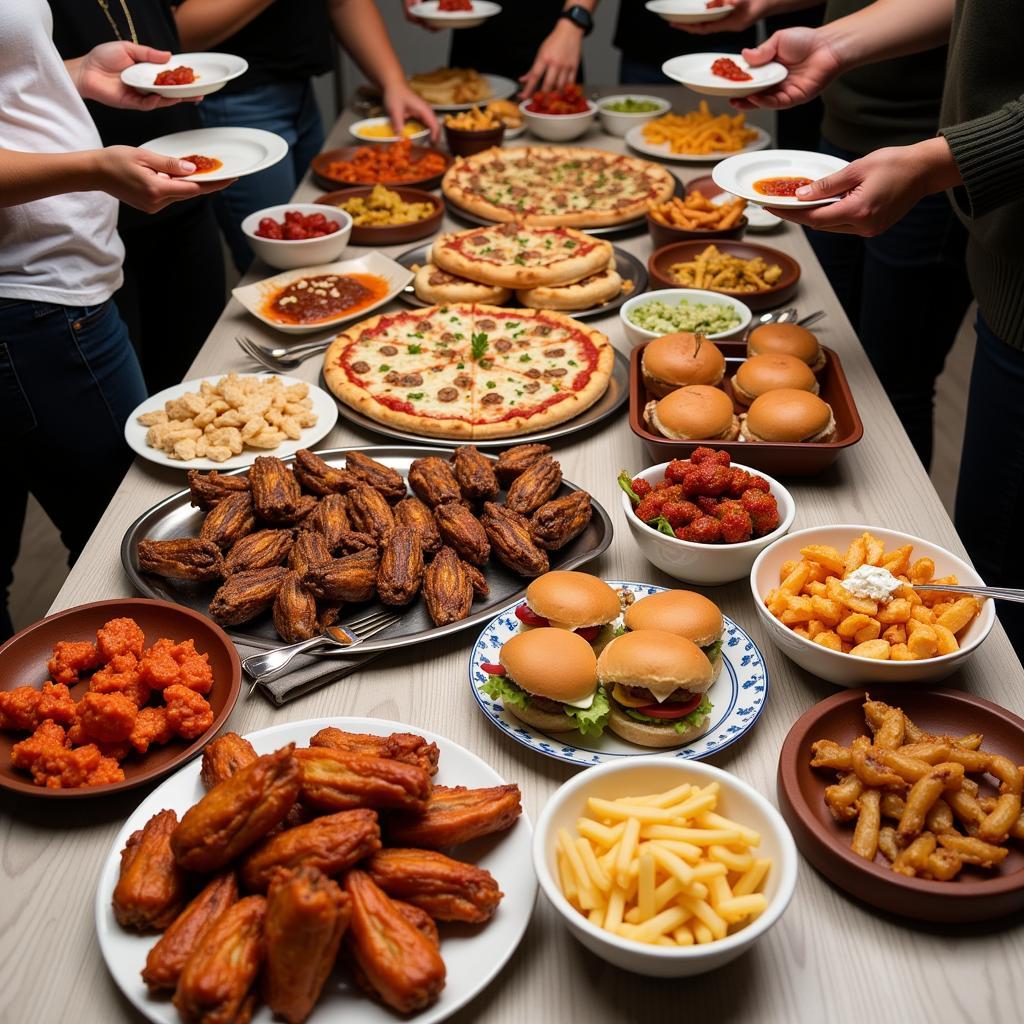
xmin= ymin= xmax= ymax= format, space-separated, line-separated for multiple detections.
xmin=747 ymin=322 xmax=825 ymax=372
xmin=606 ymin=702 xmax=711 ymax=748
xmin=500 ymin=627 xmax=597 ymax=703
xmin=732 ymin=353 xmax=819 ymax=406
xmin=642 ymin=333 xmax=726 ymax=398
xmin=741 ymin=388 xmax=836 ymax=443
xmin=596 ymin=629 xmax=714 ymax=699
xmin=623 ymin=590 xmax=723 ymax=649
xmin=526 ymin=571 xmax=621 ymax=629
xmin=648 ymin=385 xmax=739 ymax=442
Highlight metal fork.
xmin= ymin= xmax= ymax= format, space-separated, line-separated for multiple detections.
xmin=235 ymin=334 xmax=335 ymax=372
xmin=243 ymin=608 xmax=400 ymax=694
xmin=906 ymin=583 xmax=1024 ymax=604
xmin=797 ymin=310 xmax=826 ymax=329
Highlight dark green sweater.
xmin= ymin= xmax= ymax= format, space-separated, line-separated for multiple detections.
xmin=939 ymin=0 xmax=1024 ymax=350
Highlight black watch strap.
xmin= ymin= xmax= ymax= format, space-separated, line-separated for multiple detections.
xmin=560 ymin=4 xmax=594 ymax=35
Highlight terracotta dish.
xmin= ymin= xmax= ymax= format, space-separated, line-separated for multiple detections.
xmin=646 ymin=210 xmax=748 ymax=250
xmin=315 ymin=186 xmax=444 ymax=246
xmin=777 ymin=687 xmax=1024 ymax=923
xmin=311 ymin=145 xmax=451 ymax=191
xmin=0 ymin=598 xmax=240 ymax=799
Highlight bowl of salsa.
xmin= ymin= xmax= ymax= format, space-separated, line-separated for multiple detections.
xmin=519 ymin=85 xmax=598 ymax=141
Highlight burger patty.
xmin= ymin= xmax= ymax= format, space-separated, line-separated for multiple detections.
xmin=531 ymin=695 xmax=568 ymax=714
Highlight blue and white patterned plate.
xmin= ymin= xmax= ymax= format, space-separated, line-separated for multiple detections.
xmin=469 ymin=581 xmax=769 ymax=767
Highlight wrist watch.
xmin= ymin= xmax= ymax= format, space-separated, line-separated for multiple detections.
xmin=560 ymin=4 xmax=594 ymax=35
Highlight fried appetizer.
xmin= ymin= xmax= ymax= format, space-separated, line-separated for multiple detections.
xmin=142 ymin=872 xmax=239 ymax=992
xmin=198 ymin=492 xmax=256 ymax=550
xmin=294 ymin=747 xmax=432 ymax=814
xmin=302 ymin=494 xmax=351 ymax=552
xmin=241 ymin=808 xmax=382 ymax=893
xmin=273 ymin=571 xmax=319 ymax=643
xmin=293 ymin=448 xmax=357 ymax=496
xmin=171 ymin=745 xmax=301 ymax=871
xmin=530 ymin=491 xmax=592 ymax=551
xmin=504 ymin=455 xmax=562 ymax=516
xmin=422 ymin=546 xmax=473 ymax=626
xmin=137 ymin=538 xmax=225 ymax=582
xmin=452 ymin=445 xmax=499 ymax=502
xmin=389 ymin=784 xmax=523 ymax=848
xmin=392 ymin=900 xmax=440 ymax=946
xmin=250 ymin=455 xmax=303 ymax=524
xmin=287 ymin=530 xmax=332 ymax=576
xmin=393 ymin=497 xmax=441 ymax=556
xmin=301 ymin=547 xmax=379 ymax=603
xmin=264 ymin=867 xmax=352 ymax=1024
xmin=173 ymin=895 xmax=266 ymax=1024
xmin=464 ymin=562 xmax=490 ymax=598
xmin=480 ymin=503 xmax=549 ymax=577
xmin=113 ymin=808 xmax=188 ymax=931
xmin=377 ymin=526 xmax=425 ymax=607
xmin=209 ymin=565 xmax=289 ymax=626
xmin=343 ymin=484 xmax=395 ymax=543
xmin=187 ymin=469 xmax=250 ymax=510
xmin=367 ymin=848 xmax=503 ymax=923
xmin=224 ymin=528 xmax=295 ymax=575
xmin=309 ymin=727 xmax=440 ymax=776
xmin=408 ymin=456 xmax=462 ymax=508
xmin=200 ymin=732 xmax=258 ymax=789
xmin=434 ymin=502 xmax=490 ymax=566
xmin=344 ymin=871 xmax=446 ymax=1015
xmin=344 ymin=450 xmax=407 ymax=503
xmin=494 ymin=443 xmax=551 ymax=484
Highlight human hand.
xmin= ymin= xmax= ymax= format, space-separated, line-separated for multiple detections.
xmin=382 ymin=82 xmax=441 ymax=142
xmin=94 ymin=146 xmax=234 ymax=213
xmin=401 ymin=0 xmax=438 ymax=30
xmin=676 ymin=0 xmax=764 ymax=36
xmin=69 ymin=42 xmax=201 ymax=110
xmin=519 ymin=20 xmax=584 ymax=98
xmin=729 ymin=27 xmax=842 ymax=110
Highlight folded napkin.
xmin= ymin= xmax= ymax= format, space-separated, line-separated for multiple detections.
xmin=236 ymin=642 xmax=383 ymax=705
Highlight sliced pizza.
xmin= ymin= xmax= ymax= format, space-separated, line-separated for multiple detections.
xmin=413 ymin=263 xmax=512 ymax=305
xmin=516 ymin=265 xmax=624 ymax=311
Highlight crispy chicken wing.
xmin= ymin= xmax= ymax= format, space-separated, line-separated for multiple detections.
xmin=198 ymin=492 xmax=257 ymax=550
xmin=452 ymin=445 xmax=499 ymax=502
xmin=480 ymin=503 xmax=549 ymax=577
xmin=287 ymin=530 xmax=332 ymax=577
xmin=422 ymin=546 xmax=473 ymax=626
xmin=408 ymin=456 xmax=462 ymax=508
xmin=434 ymin=502 xmax=490 ymax=565
xmin=530 ymin=491 xmax=592 ymax=550
xmin=187 ymin=469 xmax=250 ymax=511
xmin=293 ymin=448 xmax=358 ymax=496
xmin=209 ymin=565 xmax=289 ymax=626
xmin=494 ymin=443 xmax=551 ymax=484
xmin=504 ymin=455 xmax=562 ymax=516
xmin=309 ymin=727 xmax=440 ymax=776
xmin=138 ymin=538 xmax=225 ymax=582
xmin=113 ymin=809 xmax=189 ymax=931
xmin=343 ymin=484 xmax=395 ymax=543
xmin=250 ymin=456 xmax=303 ymax=524
xmin=344 ymin=450 xmax=407 ymax=503
xmin=393 ymin=497 xmax=441 ymax=556
xmin=376 ymin=526 xmax=424 ymax=607
xmin=224 ymin=529 xmax=294 ymax=575
xmin=301 ymin=548 xmax=378 ymax=603
xmin=273 ymin=571 xmax=319 ymax=643
xmin=200 ymin=732 xmax=258 ymax=789
xmin=294 ymin=747 xmax=431 ymax=814
xmin=302 ymin=494 xmax=351 ymax=551
xmin=388 ymin=784 xmax=523 ymax=848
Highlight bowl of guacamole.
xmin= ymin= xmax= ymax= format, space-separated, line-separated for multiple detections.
xmin=598 ymin=94 xmax=670 ymax=135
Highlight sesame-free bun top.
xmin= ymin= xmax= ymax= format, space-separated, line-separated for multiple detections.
xmin=623 ymin=590 xmax=723 ymax=648
xmin=742 ymin=388 xmax=835 ymax=442
xmin=500 ymin=627 xmax=598 ymax=702
xmin=642 ymin=333 xmax=726 ymax=397
xmin=596 ymin=629 xmax=714 ymax=701
xmin=650 ymin=385 xmax=738 ymax=441
xmin=525 ymin=571 xmax=621 ymax=629
xmin=747 ymin=322 xmax=825 ymax=371
xmin=732 ymin=353 xmax=818 ymax=405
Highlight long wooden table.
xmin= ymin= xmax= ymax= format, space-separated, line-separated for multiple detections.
xmin=3 ymin=88 xmax=1022 ymax=1023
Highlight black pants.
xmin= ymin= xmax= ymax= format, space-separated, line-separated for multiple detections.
xmin=115 ymin=198 xmax=225 ymax=393
xmin=766 ymin=4 xmax=825 ymax=152
xmin=808 ymin=138 xmax=971 ymax=469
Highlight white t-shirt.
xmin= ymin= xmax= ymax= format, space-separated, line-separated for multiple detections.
xmin=0 ymin=0 xmax=124 ymax=307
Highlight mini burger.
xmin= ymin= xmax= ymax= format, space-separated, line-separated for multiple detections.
xmin=479 ymin=627 xmax=609 ymax=736
xmin=623 ymin=590 xmax=724 ymax=672
xmin=597 ymin=630 xmax=714 ymax=747
xmin=731 ymin=353 xmax=819 ymax=407
xmin=641 ymin=332 xmax=726 ymax=398
xmin=739 ymin=388 xmax=836 ymax=443
xmin=747 ymin=322 xmax=826 ymax=373
xmin=644 ymin=384 xmax=740 ymax=442
xmin=516 ymin=571 xmax=622 ymax=642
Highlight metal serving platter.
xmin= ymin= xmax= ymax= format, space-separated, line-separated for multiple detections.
xmin=323 ymin=346 xmax=629 ymax=450
xmin=121 ymin=445 xmax=612 ymax=654
xmin=394 ymin=244 xmax=648 ymax=320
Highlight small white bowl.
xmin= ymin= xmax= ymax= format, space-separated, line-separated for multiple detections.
xmin=646 ymin=0 xmax=735 ymax=25
xmin=408 ymin=0 xmax=502 ymax=29
xmin=533 ymin=756 xmax=798 ymax=977
xmin=622 ymin=462 xmax=795 ymax=586
xmin=597 ymin=94 xmax=670 ymax=137
xmin=241 ymin=204 xmax=352 ymax=270
xmin=519 ymin=99 xmax=598 ymax=142
xmin=750 ymin=524 xmax=996 ymax=687
xmin=348 ymin=116 xmax=431 ymax=145
xmin=621 ymin=288 xmax=752 ymax=346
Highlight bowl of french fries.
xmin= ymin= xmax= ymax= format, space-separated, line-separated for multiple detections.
xmin=750 ymin=525 xmax=996 ymax=686
xmin=533 ymin=756 xmax=798 ymax=975
xmin=443 ymin=106 xmax=506 ymax=156
xmin=647 ymin=193 xmax=748 ymax=248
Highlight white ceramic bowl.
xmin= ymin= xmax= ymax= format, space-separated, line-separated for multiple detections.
xmin=533 ymin=756 xmax=798 ymax=977
xmin=597 ymin=94 xmax=671 ymax=137
xmin=622 ymin=462 xmax=795 ymax=586
xmin=519 ymin=99 xmax=598 ymax=142
xmin=750 ymin=524 xmax=996 ymax=686
xmin=241 ymin=204 xmax=352 ymax=270
xmin=348 ymin=116 xmax=431 ymax=145
xmin=621 ymin=288 xmax=752 ymax=345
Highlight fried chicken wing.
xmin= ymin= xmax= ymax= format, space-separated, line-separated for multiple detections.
xmin=209 ymin=565 xmax=289 ymax=626
xmin=408 ymin=456 xmax=462 ymax=508
xmin=241 ymin=808 xmax=381 ymax=892
xmin=344 ymin=450 xmax=408 ymax=502
xmin=173 ymin=895 xmax=266 ymax=1024
xmin=481 ymin=503 xmax=549 ymax=577
xmin=393 ymin=900 xmax=440 ymax=947
xmin=287 ymin=530 xmax=332 ymax=577
xmin=367 ymin=848 xmax=503 ymax=923
xmin=393 ymin=497 xmax=441 ymax=556
xmin=504 ymin=455 xmax=562 ymax=515
xmin=452 ymin=445 xmax=499 ymax=502
xmin=198 ymin=492 xmax=257 ymax=550
xmin=47 ymin=640 xmax=101 ymax=685
xmin=494 ymin=443 xmax=551 ymax=484
xmin=291 ymin=494 xmax=320 ymax=527
xmin=422 ymin=546 xmax=474 ymax=626
xmin=301 ymin=548 xmax=378 ymax=603
xmin=434 ymin=502 xmax=490 ymax=565
xmin=171 ymin=745 xmax=301 ymax=872
xmin=377 ymin=526 xmax=424 ymax=607
xmin=464 ymin=562 xmax=490 ymax=598
xmin=343 ymin=484 xmax=395 ymax=543
xmin=187 ymin=469 xmax=250 ymax=511
xmin=224 ymin=528 xmax=295 ymax=575
xmin=201 ymin=732 xmax=258 ymax=789
xmin=142 ymin=872 xmax=239 ymax=992
xmin=294 ymin=747 xmax=431 ymax=814
xmin=530 ymin=491 xmax=592 ymax=551
xmin=309 ymin=727 xmax=440 ymax=776
xmin=250 ymin=455 xmax=302 ymax=524
xmin=263 ymin=867 xmax=352 ymax=1024
xmin=273 ymin=571 xmax=319 ymax=643
xmin=388 ymin=784 xmax=523 ymax=848
xmin=293 ymin=448 xmax=359 ymax=496
xmin=344 ymin=870 xmax=446 ymax=1015
xmin=138 ymin=538 xmax=225 ymax=582
xmin=301 ymin=494 xmax=352 ymax=552
xmin=113 ymin=808 xmax=188 ymax=931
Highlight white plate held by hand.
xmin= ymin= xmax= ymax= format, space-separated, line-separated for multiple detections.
xmin=120 ymin=51 xmax=247 ymax=98
xmin=662 ymin=52 xmax=788 ymax=98
xmin=139 ymin=126 xmax=287 ymax=182
xmin=646 ymin=0 xmax=736 ymax=25
xmin=713 ymin=149 xmax=850 ymax=207
xmin=410 ymin=0 xmax=502 ymax=29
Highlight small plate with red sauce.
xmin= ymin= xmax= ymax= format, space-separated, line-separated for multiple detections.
xmin=646 ymin=0 xmax=736 ymax=26
xmin=120 ymin=52 xmax=247 ymax=98
xmin=661 ymin=52 xmax=788 ymax=98
xmin=139 ymin=127 xmax=288 ymax=183
xmin=408 ymin=0 xmax=502 ymax=30
xmin=232 ymin=251 xmax=414 ymax=335
xmin=712 ymin=149 xmax=851 ymax=207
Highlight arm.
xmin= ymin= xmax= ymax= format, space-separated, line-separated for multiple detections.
xmin=520 ymin=1 xmax=598 ymax=98
xmin=173 ymin=0 xmax=278 ymax=51
xmin=65 ymin=41 xmax=197 ymax=110
xmin=677 ymin=0 xmax=821 ymax=37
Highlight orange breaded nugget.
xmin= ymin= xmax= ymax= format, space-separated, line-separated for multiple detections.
xmin=130 ymin=707 xmax=176 ymax=754
xmin=35 ymin=681 xmax=78 ymax=726
xmin=97 ymin=617 xmax=146 ymax=661
xmin=76 ymin=691 xmax=138 ymax=744
xmin=90 ymin=653 xmax=151 ymax=707
xmin=47 ymin=640 xmax=101 ymax=685
xmin=139 ymin=638 xmax=214 ymax=694
xmin=0 ymin=685 xmax=43 ymax=731
xmin=11 ymin=723 xmax=121 ymax=788
xmin=164 ymin=684 xmax=214 ymax=740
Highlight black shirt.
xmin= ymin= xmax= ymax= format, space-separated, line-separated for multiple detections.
xmin=613 ymin=0 xmax=756 ymax=67
xmin=449 ymin=0 xmax=565 ymax=81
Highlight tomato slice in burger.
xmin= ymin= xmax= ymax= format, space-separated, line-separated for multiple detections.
xmin=480 ymin=662 xmax=505 ymax=675
xmin=514 ymin=604 xmax=549 ymax=627
xmin=574 ymin=625 xmax=601 ymax=642
xmin=633 ymin=692 xmax=704 ymax=718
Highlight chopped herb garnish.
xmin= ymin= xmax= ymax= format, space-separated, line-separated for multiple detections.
xmin=519 ymin=354 xmax=531 ymax=362
xmin=486 ymin=381 xmax=496 ymax=389
xmin=407 ymin=343 xmax=422 ymax=354
xmin=407 ymin=392 xmax=424 ymax=401
xmin=568 ymin=359 xmax=578 ymax=367
xmin=514 ymin=255 xmax=525 ymax=265
xmin=457 ymin=362 xmax=465 ymax=369
xmin=471 ymin=333 xmax=489 ymax=360
xmin=378 ymin=364 xmax=390 ymax=372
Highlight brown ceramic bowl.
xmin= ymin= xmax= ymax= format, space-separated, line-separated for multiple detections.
xmin=315 ymin=186 xmax=444 ymax=246
xmin=444 ymin=123 xmax=505 ymax=157
xmin=777 ymin=688 xmax=1024 ymax=923
xmin=648 ymin=240 xmax=800 ymax=312
xmin=0 ymin=599 xmax=240 ymax=799
xmin=310 ymin=145 xmax=452 ymax=192
xmin=646 ymin=211 xmax=748 ymax=250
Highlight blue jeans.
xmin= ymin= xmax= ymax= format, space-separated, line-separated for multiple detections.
xmin=956 ymin=314 xmax=1024 ymax=664
xmin=199 ymin=79 xmax=325 ymax=272
xmin=0 ymin=297 xmax=146 ymax=639
xmin=808 ymin=138 xmax=971 ymax=469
